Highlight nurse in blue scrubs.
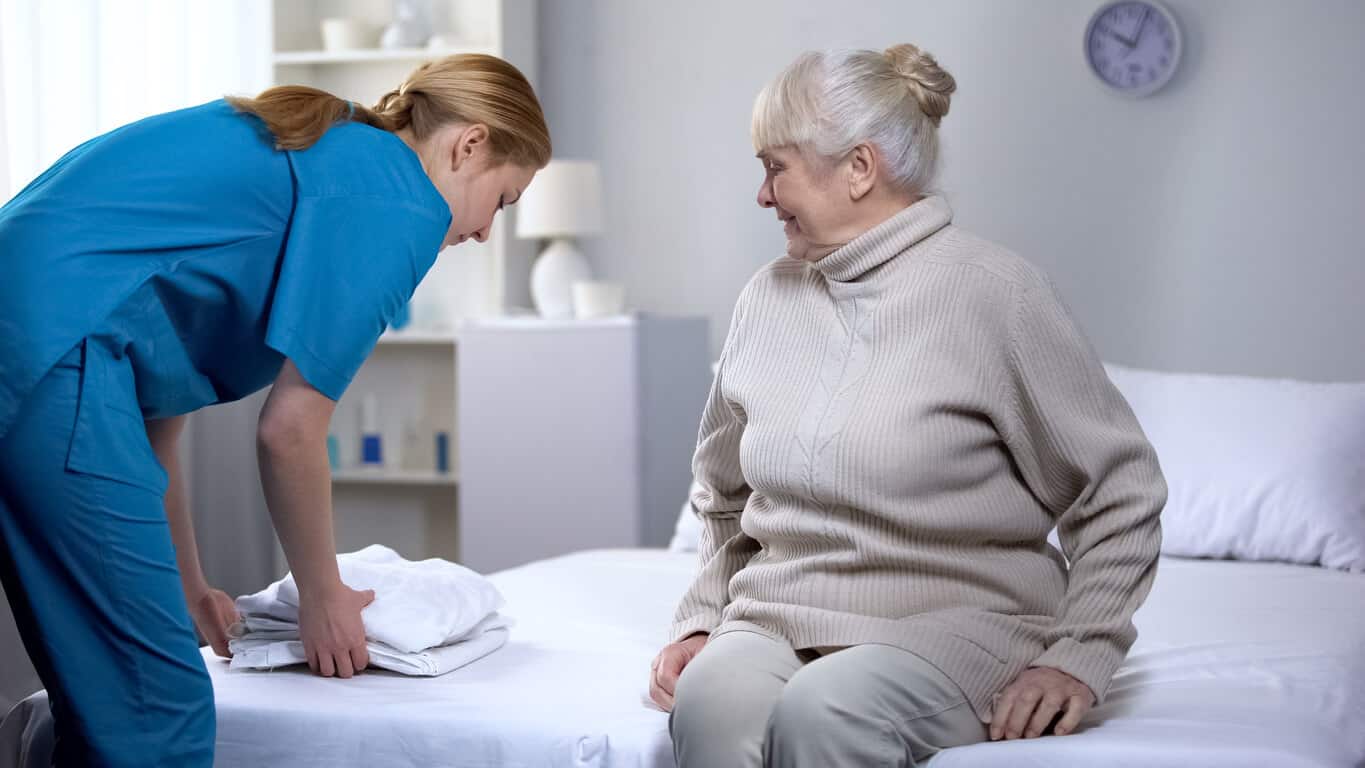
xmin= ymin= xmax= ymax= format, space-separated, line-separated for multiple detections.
xmin=0 ymin=54 xmax=549 ymax=766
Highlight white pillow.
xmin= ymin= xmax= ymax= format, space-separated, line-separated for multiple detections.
xmin=668 ymin=480 xmax=705 ymax=553
xmin=1105 ymin=362 xmax=1365 ymax=572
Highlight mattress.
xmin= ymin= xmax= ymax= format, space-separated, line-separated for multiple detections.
xmin=206 ymin=548 xmax=687 ymax=768
xmin=4 ymin=550 xmax=1364 ymax=768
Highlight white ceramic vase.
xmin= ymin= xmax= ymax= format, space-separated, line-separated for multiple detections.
xmin=530 ymin=238 xmax=592 ymax=319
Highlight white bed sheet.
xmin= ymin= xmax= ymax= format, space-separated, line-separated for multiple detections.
xmin=6 ymin=550 xmax=1364 ymax=768
xmin=205 ymin=549 xmax=1365 ymax=768
xmin=207 ymin=549 xmax=688 ymax=768
xmin=931 ymin=556 xmax=1365 ymax=768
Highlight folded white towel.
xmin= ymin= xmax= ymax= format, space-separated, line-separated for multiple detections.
xmin=229 ymin=545 xmax=509 ymax=676
xmin=229 ymin=616 xmax=511 ymax=677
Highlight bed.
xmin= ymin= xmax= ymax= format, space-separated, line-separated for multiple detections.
xmin=7 ymin=546 xmax=1364 ymax=768
xmin=5 ymin=362 xmax=1365 ymax=767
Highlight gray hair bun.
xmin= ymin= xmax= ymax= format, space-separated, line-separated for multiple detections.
xmin=884 ymin=43 xmax=956 ymax=126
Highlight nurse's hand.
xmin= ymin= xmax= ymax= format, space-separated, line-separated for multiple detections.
xmin=649 ymin=633 xmax=709 ymax=712
xmin=298 ymin=583 xmax=375 ymax=679
xmin=187 ymin=586 xmax=239 ymax=658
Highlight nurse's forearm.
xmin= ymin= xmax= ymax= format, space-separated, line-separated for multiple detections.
xmin=257 ymin=360 xmax=345 ymax=600
xmin=256 ymin=422 xmax=344 ymax=599
xmin=147 ymin=416 xmax=209 ymax=598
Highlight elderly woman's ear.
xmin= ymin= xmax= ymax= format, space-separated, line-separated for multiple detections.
xmin=846 ymin=143 xmax=880 ymax=201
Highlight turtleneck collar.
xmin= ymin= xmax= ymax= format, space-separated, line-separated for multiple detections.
xmin=809 ymin=195 xmax=952 ymax=282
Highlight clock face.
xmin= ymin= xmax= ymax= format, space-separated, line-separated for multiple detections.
xmin=1085 ymin=1 xmax=1182 ymax=97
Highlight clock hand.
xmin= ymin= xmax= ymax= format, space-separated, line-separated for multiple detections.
xmin=1134 ymin=7 xmax=1151 ymax=46
xmin=1105 ymin=26 xmax=1137 ymax=49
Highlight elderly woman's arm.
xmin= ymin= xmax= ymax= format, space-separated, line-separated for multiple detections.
xmin=649 ymin=296 xmax=758 ymax=711
xmin=669 ymin=347 xmax=759 ymax=641
xmin=993 ymin=273 xmax=1165 ymax=736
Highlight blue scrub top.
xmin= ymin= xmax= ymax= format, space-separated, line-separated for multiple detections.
xmin=0 ymin=100 xmax=451 ymax=438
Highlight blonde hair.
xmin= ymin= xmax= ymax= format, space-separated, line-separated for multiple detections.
xmin=751 ymin=43 xmax=955 ymax=195
xmin=227 ymin=53 xmax=551 ymax=168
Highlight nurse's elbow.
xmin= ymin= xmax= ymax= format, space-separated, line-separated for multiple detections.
xmin=256 ymin=410 xmax=311 ymax=459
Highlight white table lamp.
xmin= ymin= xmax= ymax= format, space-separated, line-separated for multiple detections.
xmin=516 ymin=160 xmax=603 ymax=318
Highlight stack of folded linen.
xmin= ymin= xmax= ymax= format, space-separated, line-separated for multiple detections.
xmin=229 ymin=545 xmax=509 ymax=676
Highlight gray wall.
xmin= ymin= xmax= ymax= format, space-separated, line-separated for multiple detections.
xmin=538 ymin=0 xmax=1365 ymax=381
xmin=0 ymin=584 xmax=41 ymax=713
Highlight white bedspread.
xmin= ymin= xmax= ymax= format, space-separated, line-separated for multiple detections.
xmin=204 ymin=550 xmax=1365 ymax=768
xmin=6 ymin=550 xmax=1364 ymax=768
xmin=931 ymin=556 xmax=1365 ymax=767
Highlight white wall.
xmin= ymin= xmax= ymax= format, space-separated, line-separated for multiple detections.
xmin=538 ymin=0 xmax=1365 ymax=381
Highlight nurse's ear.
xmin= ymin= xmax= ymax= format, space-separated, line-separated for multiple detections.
xmin=450 ymin=123 xmax=491 ymax=173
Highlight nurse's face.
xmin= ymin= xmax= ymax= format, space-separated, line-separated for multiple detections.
xmin=434 ymin=123 xmax=537 ymax=247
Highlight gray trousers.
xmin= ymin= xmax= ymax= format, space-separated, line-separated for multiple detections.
xmin=670 ymin=630 xmax=987 ymax=767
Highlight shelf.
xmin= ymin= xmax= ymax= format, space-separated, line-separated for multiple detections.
xmin=331 ymin=468 xmax=457 ymax=487
xmin=274 ymin=46 xmax=497 ymax=65
xmin=377 ymin=328 xmax=458 ymax=346
xmin=463 ymin=315 xmax=635 ymax=331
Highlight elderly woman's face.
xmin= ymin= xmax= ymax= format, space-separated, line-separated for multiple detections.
xmin=756 ymin=145 xmax=850 ymax=263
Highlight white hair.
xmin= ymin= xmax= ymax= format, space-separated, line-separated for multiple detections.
xmin=752 ymin=44 xmax=956 ymax=195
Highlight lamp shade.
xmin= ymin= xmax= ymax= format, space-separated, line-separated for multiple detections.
xmin=515 ymin=160 xmax=603 ymax=239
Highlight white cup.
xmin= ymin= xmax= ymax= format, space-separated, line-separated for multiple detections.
xmin=320 ymin=18 xmax=374 ymax=51
xmin=572 ymin=280 xmax=626 ymax=319
xmin=427 ymin=34 xmax=459 ymax=51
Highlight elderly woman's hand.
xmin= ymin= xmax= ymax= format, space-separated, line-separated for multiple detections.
xmin=989 ymin=666 xmax=1095 ymax=741
xmin=648 ymin=633 xmax=709 ymax=712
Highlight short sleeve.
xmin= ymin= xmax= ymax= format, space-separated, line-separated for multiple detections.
xmin=264 ymin=195 xmax=447 ymax=400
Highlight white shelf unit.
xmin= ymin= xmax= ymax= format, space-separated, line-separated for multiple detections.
xmin=261 ymin=0 xmax=538 ymax=571
xmin=273 ymin=45 xmax=498 ymax=65
xmin=377 ymin=328 xmax=459 ymax=346
xmin=331 ymin=468 xmax=459 ymax=486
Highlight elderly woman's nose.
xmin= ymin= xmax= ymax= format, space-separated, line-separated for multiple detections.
xmin=757 ymin=178 xmax=775 ymax=208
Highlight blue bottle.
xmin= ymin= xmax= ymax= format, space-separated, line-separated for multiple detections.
xmin=361 ymin=394 xmax=383 ymax=466
xmin=435 ymin=431 xmax=450 ymax=474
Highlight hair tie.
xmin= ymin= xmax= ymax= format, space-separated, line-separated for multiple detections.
xmin=346 ymin=100 xmax=356 ymax=118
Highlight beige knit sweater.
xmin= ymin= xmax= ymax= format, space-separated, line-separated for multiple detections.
xmin=671 ymin=196 xmax=1165 ymax=723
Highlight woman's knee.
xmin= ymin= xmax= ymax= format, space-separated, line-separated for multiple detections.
xmin=672 ymin=632 xmax=796 ymax=758
xmin=670 ymin=642 xmax=741 ymax=730
xmin=764 ymin=665 xmax=846 ymax=740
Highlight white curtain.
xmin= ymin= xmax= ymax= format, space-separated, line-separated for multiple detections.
xmin=0 ymin=0 xmax=272 ymax=199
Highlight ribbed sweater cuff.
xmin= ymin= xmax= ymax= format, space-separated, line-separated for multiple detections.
xmin=1029 ymin=638 xmax=1122 ymax=704
xmin=670 ymin=613 xmax=719 ymax=644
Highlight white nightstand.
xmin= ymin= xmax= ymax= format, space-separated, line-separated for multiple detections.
xmin=456 ymin=313 xmax=711 ymax=573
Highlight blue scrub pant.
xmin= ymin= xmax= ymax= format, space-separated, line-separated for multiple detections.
xmin=0 ymin=339 xmax=214 ymax=766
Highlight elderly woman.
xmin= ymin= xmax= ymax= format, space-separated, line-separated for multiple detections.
xmin=647 ymin=43 xmax=1165 ymax=767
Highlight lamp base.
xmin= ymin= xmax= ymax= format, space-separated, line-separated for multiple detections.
xmin=530 ymin=238 xmax=591 ymax=319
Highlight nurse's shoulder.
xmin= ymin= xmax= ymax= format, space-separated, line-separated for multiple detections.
xmin=284 ymin=118 xmax=442 ymax=213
